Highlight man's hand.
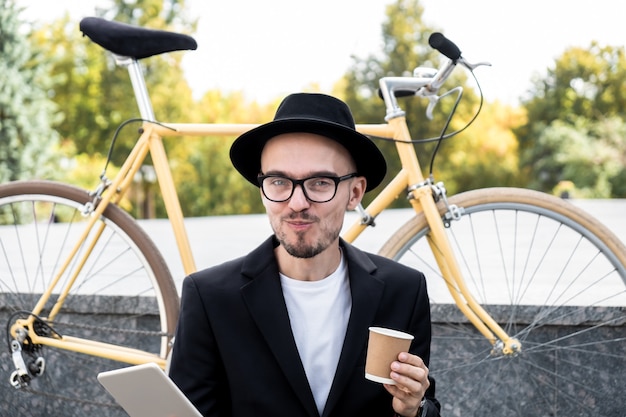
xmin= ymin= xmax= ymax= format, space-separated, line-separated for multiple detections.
xmin=383 ymin=352 xmax=429 ymax=417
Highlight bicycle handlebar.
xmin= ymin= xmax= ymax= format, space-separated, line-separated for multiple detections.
xmin=379 ymin=32 xmax=488 ymax=121
xmin=428 ymin=32 xmax=461 ymax=61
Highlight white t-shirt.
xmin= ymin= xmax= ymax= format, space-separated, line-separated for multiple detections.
xmin=280 ymin=253 xmax=351 ymax=415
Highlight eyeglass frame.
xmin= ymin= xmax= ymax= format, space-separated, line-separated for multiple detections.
xmin=257 ymin=173 xmax=359 ymax=203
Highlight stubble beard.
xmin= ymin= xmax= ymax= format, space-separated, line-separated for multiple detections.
xmin=274 ymin=213 xmax=341 ymax=259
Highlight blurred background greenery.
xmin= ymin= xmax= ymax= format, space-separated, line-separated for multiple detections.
xmin=2 ymin=0 xmax=625 ymax=218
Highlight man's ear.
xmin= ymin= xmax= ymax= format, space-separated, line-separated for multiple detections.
xmin=347 ymin=176 xmax=367 ymax=210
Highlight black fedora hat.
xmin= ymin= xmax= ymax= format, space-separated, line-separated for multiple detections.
xmin=229 ymin=93 xmax=386 ymax=192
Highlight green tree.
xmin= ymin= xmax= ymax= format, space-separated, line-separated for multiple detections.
xmin=0 ymin=0 xmax=59 ymax=182
xmin=517 ymin=42 xmax=626 ymax=194
xmin=29 ymin=1 xmax=200 ymax=217
xmin=440 ymin=101 xmax=524 ymax=192
xmin=31 ymin=0 xmax=196 ymax=161
xmin=522 ymin=43 xmax=626 ymax=127
xmin=164 ymin=91 xmax=274 ymax=216
xmin=341 ymin=0 xmax=496 ymax=202
xmin=525 ymin=116 xmax=626 ymax=197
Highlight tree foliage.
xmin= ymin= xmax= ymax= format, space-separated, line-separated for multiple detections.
xmin=28 ymin=0 xmax=280 ymax=217
xmin=342 ymin=0 xmax=447 ymax=170
xmin=440 ymin=102 xmax=524 ymax=192
xmin=19 ymin=0 xmax=625 ymax=222
xmin=522 ymin=43 xmax=626 ymax=127
xmin=30 ymin=0 xmax=196 ymax=161
xmin=166 ymin=91 xmax=277 ymax=216
xmin=0 ymin=0 xmax=59 ymax=182
xmin=341 ymin=0 xmax=517 ymax=203
xmin=525 ymin=116 xmax=626 ymax=198
xmin=518 ymin=43 xmax=626 ymax=196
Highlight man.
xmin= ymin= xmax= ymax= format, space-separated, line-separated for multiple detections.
xmin=168 ymin=93 xmax=440 ymax=417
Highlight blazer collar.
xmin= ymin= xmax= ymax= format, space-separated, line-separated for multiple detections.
xmin=240 ymin=236 xmax=385 ymax=417
xmin=240 ymin=236 xmax=318 ymax=416
xmin=323 ymin=241 xmax=384 ymax=417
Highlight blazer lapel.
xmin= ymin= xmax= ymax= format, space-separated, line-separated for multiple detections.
xmin=240 ymin=237 xmax=319 ymax=417
xmin=323 ymin=241 xmax=384 ymax=417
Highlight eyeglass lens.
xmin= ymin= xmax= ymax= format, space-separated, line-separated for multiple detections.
xmin=259 ymin=174 xmax=355 ymax=203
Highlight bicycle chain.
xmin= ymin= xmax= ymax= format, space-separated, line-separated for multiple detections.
xmin=53 ymin=320 xmax=171 ymax=338
xmin=9 ymin=317 xmax=171 ymax=409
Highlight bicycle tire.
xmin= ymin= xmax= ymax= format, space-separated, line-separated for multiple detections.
xmin=0 ymin=180 xmax=180 ymax=417
xmin=379 ymin=187 xmax=626 ymax=417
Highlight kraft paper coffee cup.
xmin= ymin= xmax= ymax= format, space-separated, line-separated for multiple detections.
xmin=365 ymin=327 xmax=414 ymax=384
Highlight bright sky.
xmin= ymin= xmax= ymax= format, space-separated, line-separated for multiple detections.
xmin=19 ymin=0 xmax=626 ymax=105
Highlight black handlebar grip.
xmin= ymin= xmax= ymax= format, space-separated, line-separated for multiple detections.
xmin=428 ymin=32 xmax=461 ymax=60
xmin=377 ymin=89 xmax=417 ymax=100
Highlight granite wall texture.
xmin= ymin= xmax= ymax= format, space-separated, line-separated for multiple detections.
xmin=1 ymin=301 xmax=624 ymax=417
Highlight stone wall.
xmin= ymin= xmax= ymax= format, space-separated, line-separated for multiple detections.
xmin=1 ymin=302 xmax=624 ymax=417
xmin=429 ymin=305 xmax=626 ymax=417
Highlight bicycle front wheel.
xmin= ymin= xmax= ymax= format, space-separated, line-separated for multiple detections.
xmin=0 ymin=180 xmax=180 ymax=417
xmin=379 ymin=187 xmax=626 ymax=417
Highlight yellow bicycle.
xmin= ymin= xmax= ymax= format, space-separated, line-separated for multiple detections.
xmin=2 ymin=17 xmax=625 ymax=417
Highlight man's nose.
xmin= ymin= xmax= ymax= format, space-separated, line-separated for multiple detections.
xmin=288 ymin=184 xmax=311 ymax=210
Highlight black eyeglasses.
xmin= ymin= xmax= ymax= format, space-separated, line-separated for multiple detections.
xmin=257 ymin=173 xmax=358 ymax=203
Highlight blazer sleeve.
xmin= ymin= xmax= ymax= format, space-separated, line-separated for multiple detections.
xmin=364 ymin=251 xmax=442 ymax=417
xmin=410 ymin=271 xmax=441 ymax=416
xmin=384 ymin=259 xmax=441 ymax=417
xmin=168 ymin=275 xmax=231 ymax=417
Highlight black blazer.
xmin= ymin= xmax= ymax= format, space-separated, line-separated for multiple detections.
xmin=169 ymin=236 xmax=440 ymax=417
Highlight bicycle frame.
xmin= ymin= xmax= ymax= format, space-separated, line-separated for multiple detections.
xmin=353 ymin=118 xmax=519 ymax=353
xmin=12 ymin=53 xmax=521 ymax=370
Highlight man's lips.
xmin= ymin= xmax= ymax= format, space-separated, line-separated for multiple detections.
xmin=285 ymin=218 xmax=314 ymax=231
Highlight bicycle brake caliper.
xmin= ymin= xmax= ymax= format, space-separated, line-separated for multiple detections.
xmin=431 ymin=181 xmax=464 ymax=227
xmin=354 ymin=203 xmax=376 ymax=227
xmin=83 ymin=175 xmax=112 ymax=217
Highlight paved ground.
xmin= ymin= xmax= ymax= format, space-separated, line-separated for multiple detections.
xmin=138 ymin=199 xmax=626 ymax=292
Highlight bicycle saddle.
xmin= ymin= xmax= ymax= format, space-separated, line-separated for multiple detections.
xmin=79 ymin=17 xmax=197 ymax=60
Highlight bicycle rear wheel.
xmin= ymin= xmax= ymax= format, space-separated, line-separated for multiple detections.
xmin=0 ymin=180 xmax=180 ymax=417
xmin=379 ymin=187 xmax=626 ymax=417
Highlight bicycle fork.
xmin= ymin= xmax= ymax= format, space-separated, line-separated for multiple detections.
xmin=354 ymin=116 xmax=521 ymax=356
xmin=409 ymin=180 xmax=522 ymax=356
xmin=388 ymin=112 xmax=522 ymax=355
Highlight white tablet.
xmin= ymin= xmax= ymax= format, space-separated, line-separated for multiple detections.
xmin=97 ymin=362 xmax=202 ymax=417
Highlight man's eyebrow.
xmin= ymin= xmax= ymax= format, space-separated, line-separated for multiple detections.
xmin=260 ymin=170 xmax=340 ymax=177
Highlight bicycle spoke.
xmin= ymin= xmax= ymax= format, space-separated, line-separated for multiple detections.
xmin=381 ymin=188 xmax=626 ymax=416
xmin=0 ymin=181 xmax=178 ymax=417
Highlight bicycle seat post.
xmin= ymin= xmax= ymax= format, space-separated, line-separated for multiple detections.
xmin=114 ymin=55 xmax=156 ymax=121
